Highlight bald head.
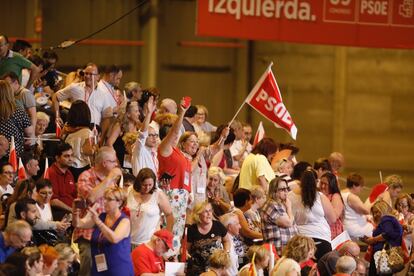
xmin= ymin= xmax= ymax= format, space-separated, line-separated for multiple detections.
xmin=336 ymin=256 xmax=356 ymax=274
xmin=338 ymin=241 xmax=360 ymax=258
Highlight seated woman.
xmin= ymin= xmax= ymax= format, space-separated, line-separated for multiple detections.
xmin=260 ymin=177 xmax=297 ymax=256
xmin=362 ymin=200 xmax=404 ymax=276
xmin=233 ymin=189 xmax=263 ymax=246
xmin=239 ymin=245 xmax=270 ymax=276
xmin=38 ymin=244 xmax=59 ymax=276
xmin=271 ymin=235 xmax=316 ymax=276
xmin=200 ymin=249 xmax=231 ymax=276
xmin=244 ymin=186 xmax=266 ymax=234
xmin=126 ymin=168 xmax=173 ymax=249
xmin=54 ymin=243 xmax=77 ymax=276
xmin=21 ymin=246 xmax=44 ymax=276
xmin=73 ymin=186 xmax=134 ymax=276
xmin=288 ymin=170 xmax=336 ymax=260
xmin=206 ymin=166 xmax=231 ymax=218
xmin=187 ymin=202 xmax=231 ymax=275
xmin=320 ymin=172 xmax=344 ymax=239
xmin=341 ymin=173 xmax=374 ymax=239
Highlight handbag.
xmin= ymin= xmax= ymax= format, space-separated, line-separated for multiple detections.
xmin=374 ymin=242 xmax=405 ymax=275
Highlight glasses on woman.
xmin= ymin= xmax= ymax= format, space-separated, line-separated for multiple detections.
xmin=104 ymin=197 xmax=117 ymax=202
xmin=39 ymin=191 xmax=53 ymax=197
xmin=277 ymin=187 xmax=290 ymax=192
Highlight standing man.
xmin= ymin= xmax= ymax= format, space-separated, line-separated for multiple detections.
xmin=52 ymin=63 xmax=112 ymax=128
xmin=48 ymin=143 xmax=76 ymax=219
xmin=98 ymin=65 xmax=123 ymax=142
xmin=0 ymin=35 xmax=40 ymax=88
xmin=73 ymin=146 xmax=122 ymax=276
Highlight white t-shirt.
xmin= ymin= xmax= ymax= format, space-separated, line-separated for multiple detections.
xmin=55 ymin=82 xmax=113 ymax=125
xmin=0 ymin=185 xmax=14 ymax=196
xmin=36 ymin=203 xmax=53 ymax=222
xmin=288 ymin=191 xmax=331 ymax=242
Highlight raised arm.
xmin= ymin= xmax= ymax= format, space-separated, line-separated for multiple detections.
xmin=141 ymin=96 xmax=156 ymax=133
xmin=158 ymin=99 xmax=189 ymax=157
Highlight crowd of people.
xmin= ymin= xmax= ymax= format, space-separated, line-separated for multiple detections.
xmin=0 ymin=34 xmax=413 ymax=276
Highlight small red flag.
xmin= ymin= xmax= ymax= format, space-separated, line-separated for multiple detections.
xmin=18 ymin=158 xmax=27 ymax=180
xmin=56 ymin=122 xmax=61 ymax=138
xmin=44 ymin=158 xmax=50 ymax=179
xmin=253 ymin=121 xmax=265 ymax=147
xmin=8 ymin=136 xmax=17 ymax=172
xmin=180 ymin=227 xmax=187 ymax=262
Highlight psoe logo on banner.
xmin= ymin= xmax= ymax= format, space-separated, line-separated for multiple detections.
xmin=207 ymin=0 xmax=317 ymax=21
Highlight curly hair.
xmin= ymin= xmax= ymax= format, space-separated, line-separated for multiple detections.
xmin=284 ymin=235 xmax=315 ymax=263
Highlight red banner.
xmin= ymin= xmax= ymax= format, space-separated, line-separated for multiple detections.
xmin=246 ymin=64 xmax=298 ymax=139
xmin=197 ymin=0 xmax=414 ymax=49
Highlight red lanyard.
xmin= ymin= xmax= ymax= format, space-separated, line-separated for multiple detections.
xmin=103 ymin=81 xmax=120 ymax=105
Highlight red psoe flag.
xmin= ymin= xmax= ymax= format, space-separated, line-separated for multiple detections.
xmin=253 ymin=121 xmax=265 ymax=147
xmin=246 ymin=65 xmax=297 ymax=140
xmin=18 ymin=158 xmax=27 ymax=180
xmin=8 ymin=136 xmax=17 ymax=172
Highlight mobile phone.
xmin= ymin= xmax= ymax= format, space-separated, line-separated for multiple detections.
xmin=159 ymin=172 xmax=175 ymax=181
xmin=74 ymin=199 xmax=87 ymax=209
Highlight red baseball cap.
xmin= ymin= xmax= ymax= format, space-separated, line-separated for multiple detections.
xmin=154 ymin=229 xmax=173 ymax=249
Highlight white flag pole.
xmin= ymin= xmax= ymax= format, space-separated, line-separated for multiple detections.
xmin=228 ymin=62 xmax=274 ymax=126
xmin=379 ymin=171 xmax=383 ymax=183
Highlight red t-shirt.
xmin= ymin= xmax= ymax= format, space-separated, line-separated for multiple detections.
xmin=131 ymin=244 xmax=164 ymax=275
xmin=158 ymin=147 xmax=192 ymax=192
xmin=48 ymin=163 xmax=77 ymax=206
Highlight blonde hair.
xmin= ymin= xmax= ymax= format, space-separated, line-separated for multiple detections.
xmin=36 ymin=111 xmax=50 ymax=123
xmin=195 ymin=105 xmax=209 ymax=118
xmin=208 ymin=167 xmax=226 ymax=186
xmin=178 ymin=132 xmax=198 ymax=152
xmin=284 ymin=235 xmax=316 ymax=263
xmin=251 ymin=186 xmax=265 ymax=200
xmin=209 ymin=249 xmax=231 ymax=269
xmin=384 ymin=174 xmax=403 ymax=189
xmin=54 ymin=243 xmax=75 ymax=261
xmin=192 ymin=201 xmax=211 ymax=224
xmin=104 ymin=186 xmax=127 ymax=208
xmin=154 ymin=113 xmax=178 ymax=127
xmin=0 ymin=80 xmax=16 ymax=121
xmin=371 ymin=200 xmax=393 ymax=218
xmin=247 ymin=245 xmax=269 ymax=264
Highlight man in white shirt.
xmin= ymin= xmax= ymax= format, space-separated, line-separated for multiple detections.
xmin=132 ymin=96 xmax=158 ymax=176
xmin=52 ymin=63 xmax=112 ymax=127
xmin=0 ymin=163 xmax=14 ymax=196
xmin=97 ymin=65 xmax=123 ymax=141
